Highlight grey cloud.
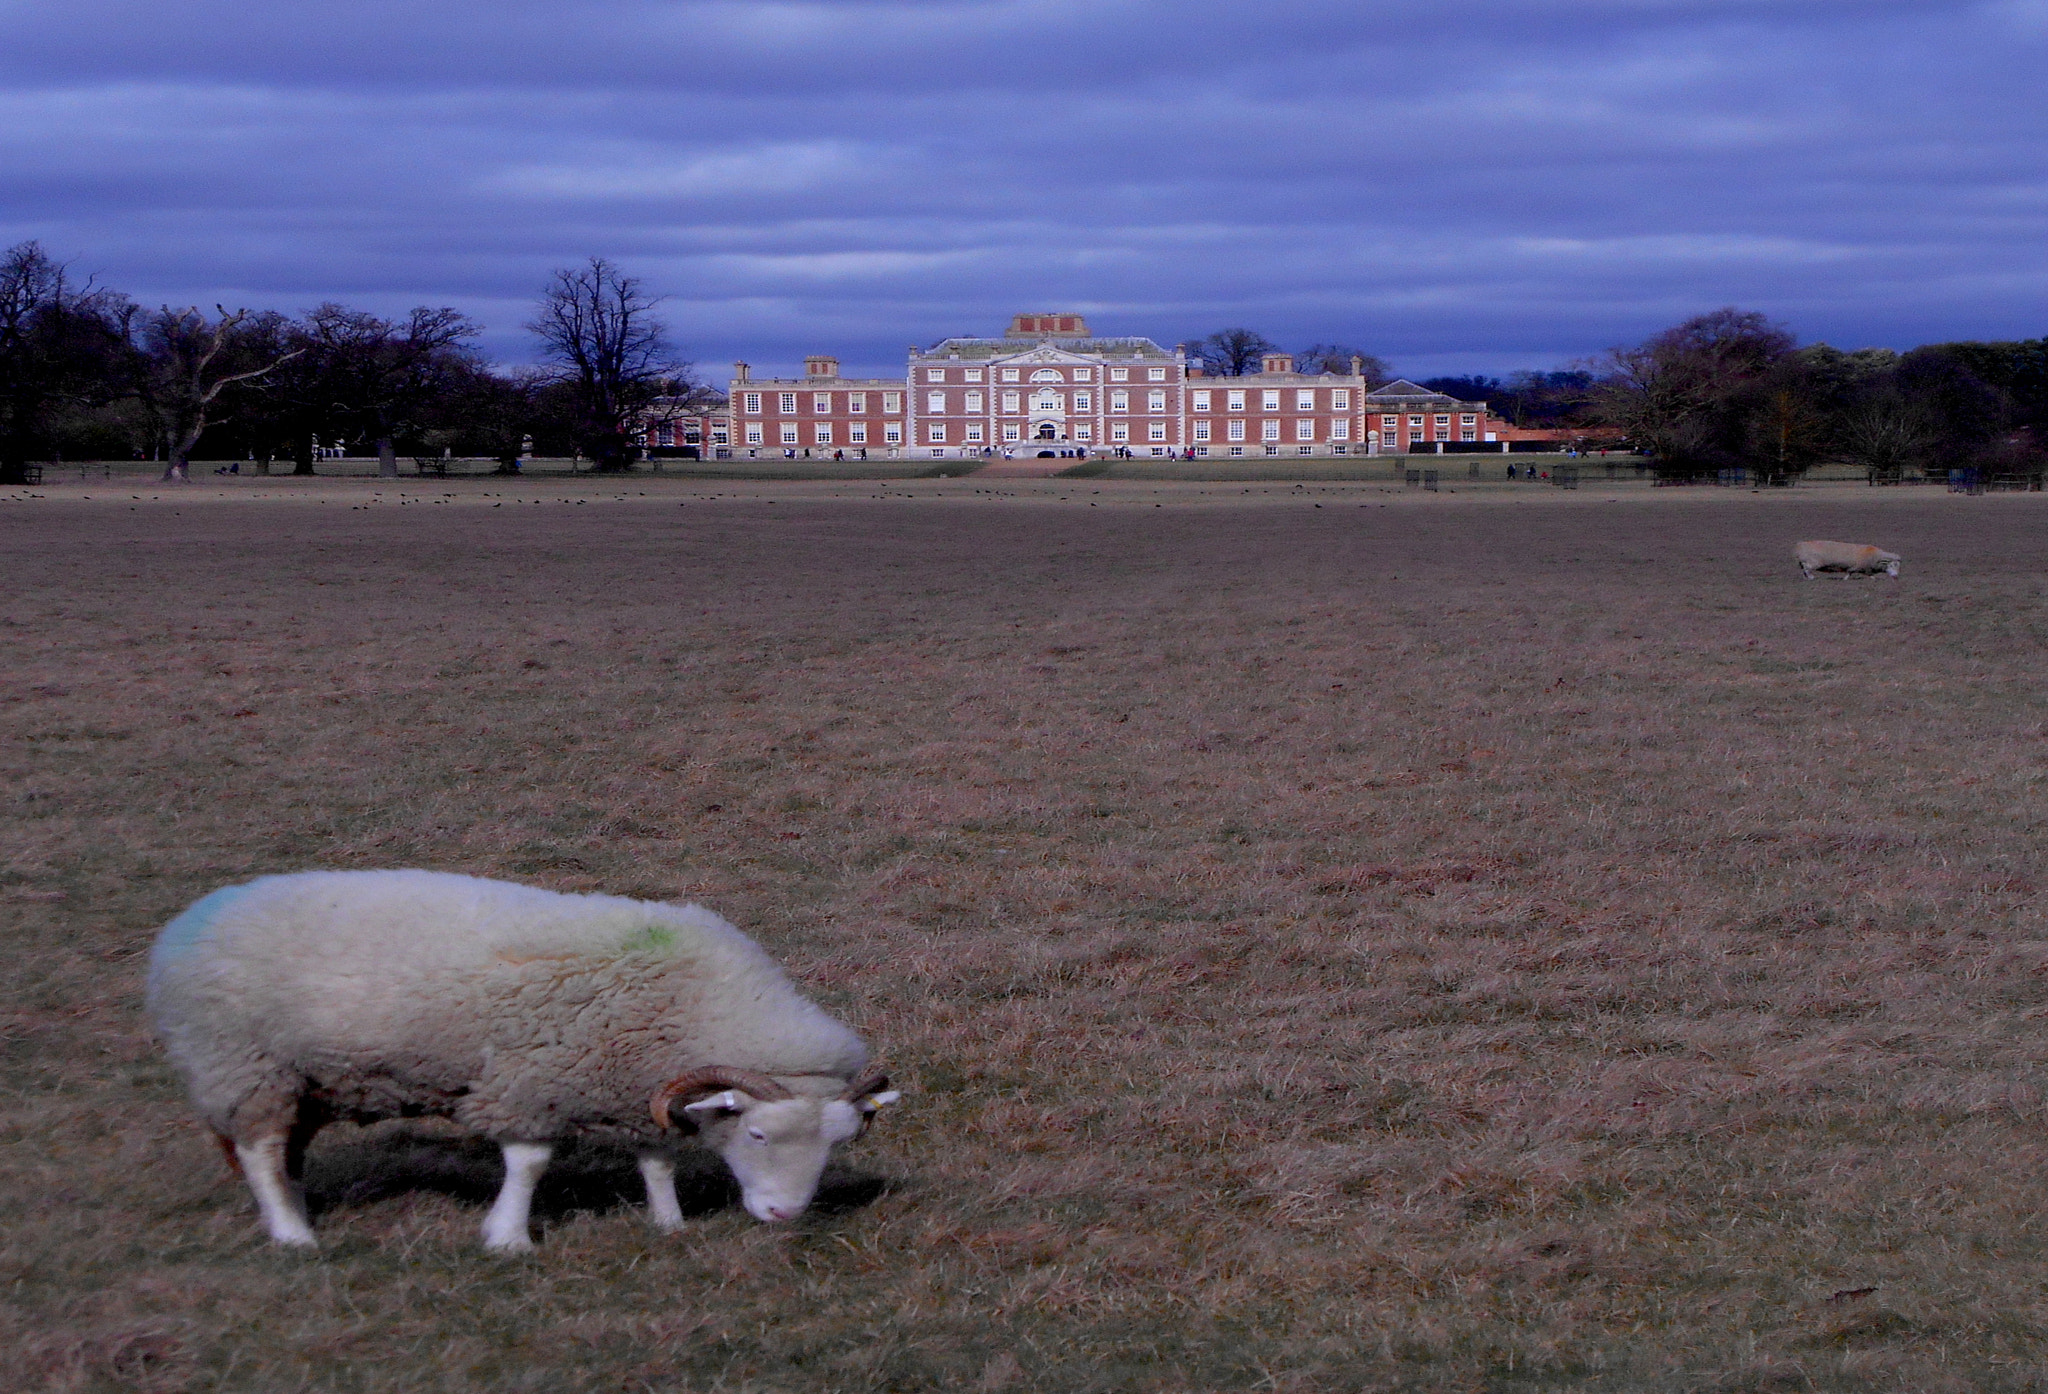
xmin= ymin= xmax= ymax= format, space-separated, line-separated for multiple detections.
xmin=1 ymin=0 xmax=2042 ymax=377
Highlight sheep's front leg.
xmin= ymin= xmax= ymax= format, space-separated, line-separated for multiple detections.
xmin=638 ymin=1154 xmax=684 ymax=1233
xmin=235 ymin=1133 xmax=317 ymax=1248
xmin=481 ymin=1142 xmax=553 ymax=1252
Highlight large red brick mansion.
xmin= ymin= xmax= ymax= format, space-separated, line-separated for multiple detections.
xmin=656 ymin=315 xmax=1566 ymax=460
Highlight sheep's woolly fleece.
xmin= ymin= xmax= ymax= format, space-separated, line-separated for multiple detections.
xmin=146 ymin=871 xmax=868 ymax=1144
xmin=1794 ymin=540 xmax=1901 ymax=576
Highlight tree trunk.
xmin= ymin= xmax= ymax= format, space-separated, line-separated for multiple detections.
xmin=293 ymin=434 xmax=315 ymax=475
xmin=377 ymin=436 xmax=397 ymax=478
xmin=254 ymin=452 xmax=271 ymax=476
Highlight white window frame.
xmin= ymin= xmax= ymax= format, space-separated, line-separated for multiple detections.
xmin=815 ymin=424 xmax=833 ymax=444
xmin=1262 ymin=420 xmax=1281 ymax=441
xmin=779 ymin=393 xmax=797 ymax=414
xmin=1295 ymin=419 xmax=1315 ymax=442
xmin=1109 ymin=367 xmax=1129 ymax=382
xmin=1192 ymin=421 xmax=1211 ymax=441
xmin=744 ymin=424 xmax=763 ymax=444
xmin=742 ymin=392 xmax=761 ymax=414
xmin=780 ymin=424 xmax=799 ymax=444
xmin=965 ymin=423 xmax=984 ymax=442
xmin=1000 ymin=369 xmax=1020 ymax=382
xmin=926 ymin=391 xmax=946 ymax=413
xmin=1192 ymin=390 xmax=1211 ymax=411
xmin=1002 ymin=391 xmax=1021 ymax=413
xmin=1147 ymin=391 xmax=1167 ymax=413
xmin=965 ymin=391 xmax=984 ymax=411
xmin=927 ymin=368 xmax=946 ymax=382
xmin=1262 ymin=390 xmax=1281 ymax=411
xmin=1296 ymin=391 xmax=1315 ymax=411
xmin=849 ymin=424 xmax=867 ymax=443
xmin=1227 ymin=420 xmax=1246 ymax=441
xmin=884 ymin=424 xmax=902 ymax=444
xmin=883 ymin=393 xmax=902 ymax=413
xmin=927 ymin=422 xmax=946 ymax=442
xmin=1148 ymin=422 xmax=1167 ymax=441
xmin=1073 ymin=391 xmax=1092 ymax=411
xmin=1227 ymin=390 xmax=1246 ymax=411
xmin=813 ymin=393 xmax=831 ymax=414
xmin=1110 ymin=423 xmax=1129 ymax=442
xmin=1110 ymin=391 xmax=1129 ymax=412
xmin=1147 ymin=367 xmax=1166 ymax=381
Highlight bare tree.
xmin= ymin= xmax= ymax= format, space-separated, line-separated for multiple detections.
xmin=1594 ymin=308 xmax=1797 ymax=477
xmin=0 ymin=242 xmax=126 ymax=484
xmin=1833 ymin=391 xmax=1943 ymax=480
xmin=292 ymin=304 xmax=482 ymax=476
xmin=1195 ymin=328 xmax=1279 ymax=377
xmin=528 ymin=258 xmax=689 ymax=472
xmin=127 ymin=306 xmax=301 ymax=482
xmin=1298 ymin=343 xmax=1391 ymax=383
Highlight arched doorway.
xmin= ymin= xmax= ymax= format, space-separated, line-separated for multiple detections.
xmin=1035 ymin=422 xmax=1059 ymax=441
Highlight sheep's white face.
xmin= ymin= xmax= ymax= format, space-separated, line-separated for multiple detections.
xmin=683 ymin=1094 xmax=873 ymax=1222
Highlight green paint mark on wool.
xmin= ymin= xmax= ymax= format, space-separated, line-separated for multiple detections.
xmin=622 ymin=922 xmax=680 ymax=954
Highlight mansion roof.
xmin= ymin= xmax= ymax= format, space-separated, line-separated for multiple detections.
xmin=919 ymin=335 xmax=1180 ymax=361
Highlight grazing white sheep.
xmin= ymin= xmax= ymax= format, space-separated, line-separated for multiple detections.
xmin=146 ymin=871 xmax=899 ymax=1251
xmin=1795 ymin=540 xmax=1901 ymax=579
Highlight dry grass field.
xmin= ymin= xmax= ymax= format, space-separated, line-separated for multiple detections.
xmin=5 ymin=477 xmax=2048 ymax=1392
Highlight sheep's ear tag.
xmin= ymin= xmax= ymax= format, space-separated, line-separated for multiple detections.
xmin=853 ymin=1089 xmax=900 ymax=1137
xmin=682 ymin=1091 xmax=743 ymax=1117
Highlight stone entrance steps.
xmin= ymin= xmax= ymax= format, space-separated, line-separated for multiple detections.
xmin=976 ymin=457 xmax=1082 ymax=478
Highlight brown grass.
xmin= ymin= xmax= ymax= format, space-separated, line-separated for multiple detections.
xmin=5 ymin=477 xmax=2048 ymax=1391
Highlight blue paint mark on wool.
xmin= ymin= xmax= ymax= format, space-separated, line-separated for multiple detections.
xmin=151 ymin=880 xmax=260 ymax=966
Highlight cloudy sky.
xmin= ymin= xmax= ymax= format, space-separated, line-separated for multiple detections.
xmin=2 ymin=0 xmax=2044 ymax=378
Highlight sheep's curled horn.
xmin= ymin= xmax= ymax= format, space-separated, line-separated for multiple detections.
xmin=841 ymin=1066 xmax=890 ymax=1103
xmin=650 ymin=1066 xmax=793 ymax=1132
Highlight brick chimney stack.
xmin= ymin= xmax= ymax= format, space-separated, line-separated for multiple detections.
xmin=804 ymin=355 xmax=839 ymax=378
xmin=1261 ymin=352 xmax=1294 ymax=375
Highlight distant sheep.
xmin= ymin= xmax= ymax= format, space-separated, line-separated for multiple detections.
xmin=146 ymin=871 xmax=899 ymax=1251
xmin=1795 ymin=540 xmax=1901 ymax=579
